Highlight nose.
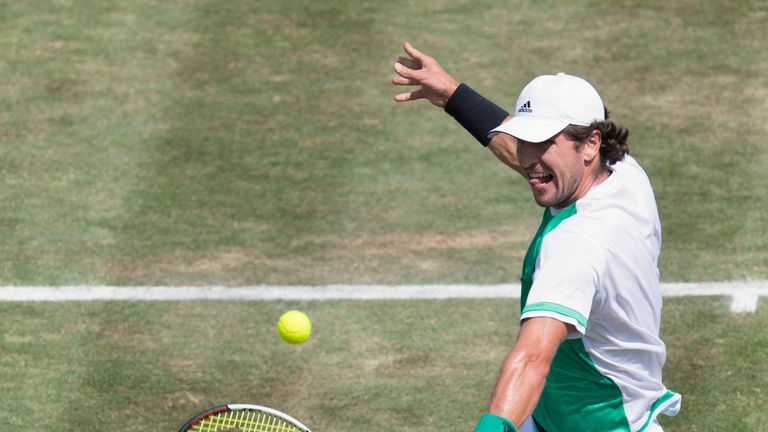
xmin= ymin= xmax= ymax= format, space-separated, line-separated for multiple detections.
xmin=517 ymin=140 xmax=540 ymax=170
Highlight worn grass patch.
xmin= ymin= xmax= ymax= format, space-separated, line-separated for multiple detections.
xmin=1 ymin=0 xmax=766 ymax=284
xmin=1 ymin=298 xmax=766 ymax=431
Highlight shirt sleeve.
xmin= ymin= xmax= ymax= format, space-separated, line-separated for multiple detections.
xmin=521 ymin=226 xmax=605 ymax=337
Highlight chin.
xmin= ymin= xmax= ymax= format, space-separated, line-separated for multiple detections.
xmin=534 ymin=195 xmax=568 ymax=209
xmin=533 ymin=196 xmax=553 ymax=208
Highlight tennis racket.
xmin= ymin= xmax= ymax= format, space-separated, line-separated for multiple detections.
xmin=179 ymin=403 xmax=312 ymax=432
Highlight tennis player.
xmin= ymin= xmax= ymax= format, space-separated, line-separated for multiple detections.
xmin=392 ymin=42 xmax=681 ymax=432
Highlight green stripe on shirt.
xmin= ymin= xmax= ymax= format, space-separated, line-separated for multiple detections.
xmin=522 ymin=301 xmax=588 ymax=329
xmin=638 ymin=390 xmax=679 ymax=431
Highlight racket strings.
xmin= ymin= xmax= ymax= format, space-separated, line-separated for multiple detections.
xmin=191 ymin=409 xmax=303 ymax=432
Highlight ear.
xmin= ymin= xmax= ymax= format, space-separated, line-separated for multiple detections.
xmin=581 ymin=129 xmax=602 ymax=163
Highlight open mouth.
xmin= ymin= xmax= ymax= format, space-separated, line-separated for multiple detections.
xmin=528 ymin=172 xmax=554 ymax=187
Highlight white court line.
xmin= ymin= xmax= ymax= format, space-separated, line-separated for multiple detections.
xmin=0 ymin=281 xmax=766 ymax=313
xmin=660 ymin=281 xmax=768 ymax=313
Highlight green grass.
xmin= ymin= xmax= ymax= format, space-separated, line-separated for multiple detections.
xmin=1 ymin=298 xmax=766 ymax=431
xmin=1 ymin=0 xmax=765 ymax=285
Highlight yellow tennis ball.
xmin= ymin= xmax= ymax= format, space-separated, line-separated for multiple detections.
xmin=277 ymin=310 xmax=312 ymax=344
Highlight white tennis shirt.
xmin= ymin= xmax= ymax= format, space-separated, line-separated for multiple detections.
xmin=519 ymin=155 xmax=681 ymax=431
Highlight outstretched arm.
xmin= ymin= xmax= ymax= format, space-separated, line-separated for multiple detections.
xmin=392 ymin=42 xmax=524 ymax=176
xmin=488 ymin=136 xmax=525 ymax=177
xmin=392 ymin=42 xmax=459 ymax=108
xmin=487 ymin=317 xmax=569 ymax=427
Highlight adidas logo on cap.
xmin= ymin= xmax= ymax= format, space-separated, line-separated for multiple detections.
xmin=488 ymin=73 xmax=605 ymax=143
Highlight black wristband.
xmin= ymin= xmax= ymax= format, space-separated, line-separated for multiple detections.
xmin=444 ymin=83 xmax=509 ymax=146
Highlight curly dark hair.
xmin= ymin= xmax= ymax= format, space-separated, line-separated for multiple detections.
xmin=562 ymin=108 xmax=629 ymax=165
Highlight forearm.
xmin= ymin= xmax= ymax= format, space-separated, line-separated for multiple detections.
xmin=443 ymin=85 xmax=524 ymax=176
xmin=487 ymin=129 xmax=525 ymax=177
xmin=487 ymin=348 xmax=549 ymax=426
xmin=444 ymin=83 xmax=509 ymax=146
xmin=482 ymin=318 xmax=568 ymax=429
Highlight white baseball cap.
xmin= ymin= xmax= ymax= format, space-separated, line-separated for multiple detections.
xmin=489 ymin=72 xmax=605 ymax=143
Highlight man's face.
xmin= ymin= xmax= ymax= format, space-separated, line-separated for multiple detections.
xmin=516 ymin=132 xmax=591 ymax=209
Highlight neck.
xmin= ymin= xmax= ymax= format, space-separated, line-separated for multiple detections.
xmin=553 ymin=163 xmax=611 ymax=209
xmin=590 ymin=164 xmax=611 ymax=187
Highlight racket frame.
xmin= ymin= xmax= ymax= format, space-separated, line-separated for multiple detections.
xmin=179 ymin=403 xmax=312 ymax=432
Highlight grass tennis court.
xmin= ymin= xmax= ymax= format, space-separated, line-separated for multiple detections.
xmin=2 ymin=298 xmax=767 ymax=431
xmin=1 ymin=0 xmax=767 ymax=431
xmin=2 ymin=0 xmax=766 ymax=285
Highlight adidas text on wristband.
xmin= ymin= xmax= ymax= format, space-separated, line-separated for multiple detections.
xmin=474 ymin=413 xmax=519 ymax=432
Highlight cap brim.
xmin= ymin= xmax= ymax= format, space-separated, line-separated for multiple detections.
xmin=488 ymin=116 xmax=569 ymax=143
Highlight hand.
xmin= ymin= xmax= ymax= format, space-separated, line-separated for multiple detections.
xmin=392 ymin=42 xmax=460 ymax=108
